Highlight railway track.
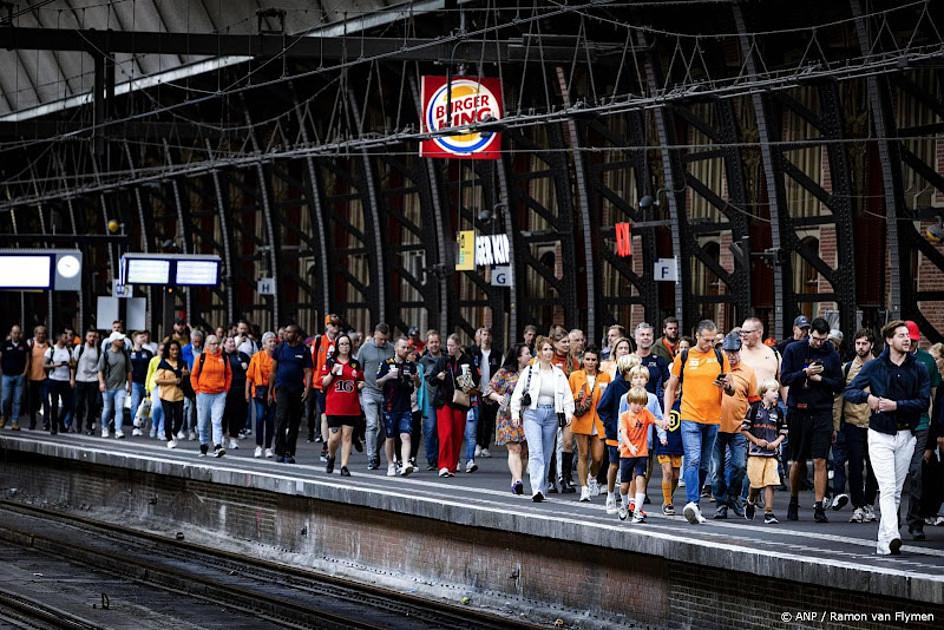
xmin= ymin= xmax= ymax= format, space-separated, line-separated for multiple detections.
xmin=0 ymin=501 xmax=545 ymax=630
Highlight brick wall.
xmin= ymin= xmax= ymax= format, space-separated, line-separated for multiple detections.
xmin=916 ymin=219 xmax=944 ymax=340
xmin=2 ymin=454 xmax=942 ymax=629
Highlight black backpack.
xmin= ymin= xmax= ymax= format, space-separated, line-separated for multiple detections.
xmin=677 ymin=347 xmax=725 ymax=386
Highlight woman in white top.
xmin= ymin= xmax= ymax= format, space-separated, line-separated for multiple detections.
xmin=511 ymin=336 xmax=575 ymax=502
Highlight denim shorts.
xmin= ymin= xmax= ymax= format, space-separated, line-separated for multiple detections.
xmin=383 ymin=410 xmax=413 ymax=439
xmin=620 ymin=456 xmax=648 ymax=480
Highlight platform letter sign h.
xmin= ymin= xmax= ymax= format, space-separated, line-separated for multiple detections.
xmin=615 ymin=222 xmax=632 ymax=257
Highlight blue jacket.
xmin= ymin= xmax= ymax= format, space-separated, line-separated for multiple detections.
xmin=843 ymin=349 xmax=931 ymax=435
xmin=780 ymin=339 xmax=842 ymax=412
xmin=597 ymin=371 xmax=630 ymax=443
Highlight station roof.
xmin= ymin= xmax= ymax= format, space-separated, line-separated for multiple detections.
xmin=0 ymin=0 xmax=443 ymax=120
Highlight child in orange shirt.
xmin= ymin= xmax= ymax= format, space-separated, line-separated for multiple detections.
xmin=618 ymin=386 xmax=667 ymax=523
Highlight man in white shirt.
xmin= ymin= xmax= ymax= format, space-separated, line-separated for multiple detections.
xmin=44 ymin=332 xmax=74 ymax=435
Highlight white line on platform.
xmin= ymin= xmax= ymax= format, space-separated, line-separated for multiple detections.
xmin=6 ymin=433 xmax=944 ymax=576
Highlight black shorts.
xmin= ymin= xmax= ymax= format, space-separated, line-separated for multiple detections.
xmin=326 ymin=414 xmax=359 ymax=429
xmin=620 ymin=456 xmax=648 ymax=480
xmin=787 ymin=409 xmax=832 ymax=461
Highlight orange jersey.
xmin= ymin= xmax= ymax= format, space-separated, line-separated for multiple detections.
xmin=670 ymin=348 xmax=731 ymax=424
xmin=618 ymin=407 xmax=657 ymax=458
xmin=246 ymin=351 xmax=273 ymax=397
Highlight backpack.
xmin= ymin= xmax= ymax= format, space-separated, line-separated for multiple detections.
xmin=677 ymin=347 xmax=725 ymax=386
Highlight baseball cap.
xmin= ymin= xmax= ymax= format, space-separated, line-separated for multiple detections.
xmin=407 ymin=326 xmax=420 ymax=337
xmin=106 ymin=331 xmax=125 ymax=345
xmin=721 ymin=332 xmax=742 ymax=352
xmin=905 ymin=321 xmax=921 ymax=342
xmin=793 ymin=316 xmax=811 ymax=329
xmin=324 ymin=313 xmax=341 ymax=327
xmin=828 ymin=329 xmax=844 ymax=344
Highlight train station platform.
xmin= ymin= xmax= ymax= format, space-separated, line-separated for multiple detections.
xmin=1 ymin=430 xmax=942 ymax=629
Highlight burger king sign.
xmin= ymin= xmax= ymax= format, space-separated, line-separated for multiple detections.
xmin=420 ymin=76 xmax=503 ymax=160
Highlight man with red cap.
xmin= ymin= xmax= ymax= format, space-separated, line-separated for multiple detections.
xmin=904 ymin=320 xmax=941 ymax=541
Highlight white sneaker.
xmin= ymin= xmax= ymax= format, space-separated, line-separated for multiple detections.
xmin=177 ymin=431 xmax=186 ymax=440
xmin=579 ymin=486 xmax=591 ymax=502
xmin=439 ymin=467 xmax=450 ymax=477
xmin=617 ymin=504 xmax=628 ymax=521
xmin=401 ymin=464 xmax=414 ymax=477
xmin=465 ymin=459 xmax=478 ymax=473
xmin=228 ymin=438 xmax=239 ymax=450
xmin=254 ymin=446 xmax=263 ymax=458
xmin=387 ymin=464 xmax=397 ymax=477
xmin=474 ymin=445 xmax=482 ymax=458
xmin=101 ymin=429 xmax=109 ymax=438
xmin=265 ymin=448 xmax=274 ymax=459
xmin=678 ymin=479 xmax=686 ymax=487
xmin=114 ymin=431 xmax=125 ymax=439
xmin=631 ymin=512 xmax=646 ymax=524
xmin=864 ymin=505 xmax=877 ymax=523
xmin=167 ymin=440 xmax=176 ymax=449
xmin=849 ymin=507 xmax=865 ymax=523
xmin=588 ymin=478 xmax=599 ymax=497
xmin=605 ymin=494 xmax=617 ymax=514
xmin=479 ymin=448 xmax=491 ymax=459
xmin=683 ymin=502 xmax=706 ymax=524
xmin=188 ymin=431 xmax=197 ymax=441
xmin=132 ymin=428 xmax=143 ymax=437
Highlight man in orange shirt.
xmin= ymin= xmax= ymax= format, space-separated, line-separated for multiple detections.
xmin=618 ymin=386 xmax=667 ymax=523
xmin=27 ymin=325 xmax=50 ymax=431
xmin=663 ymin=320 xmax=730 ymax=524
xmin=713 ymin=333 xmax=758 ymax=519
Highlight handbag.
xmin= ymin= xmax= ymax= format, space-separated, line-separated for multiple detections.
xmin=573 ymin=382 xmax=592 ymax=417
xmin=254 ymin=384 xmax=269 ymax=402
xmin=520 ymin=365 xmax=533 ymax=407
xmin=451 ymin=369 xmax=471 ymax=407
xmin=557 ymin=412 xmax=568 ymax=428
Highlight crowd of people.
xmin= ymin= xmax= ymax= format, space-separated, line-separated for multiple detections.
xmin=1 ymin=313 xmax=942 ymax=555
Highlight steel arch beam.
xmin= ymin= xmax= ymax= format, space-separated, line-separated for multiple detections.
xmin=851 ymin=0 xmax=904 ymax=320
xmin=733 ymin=5 xmax=792 ymax=339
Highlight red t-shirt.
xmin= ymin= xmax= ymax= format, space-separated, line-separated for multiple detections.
xmin=321 ymin=358 xmax=364 ymax=416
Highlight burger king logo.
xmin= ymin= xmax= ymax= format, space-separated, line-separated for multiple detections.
xmin=420 ymin=76 xmax=503 ymax=160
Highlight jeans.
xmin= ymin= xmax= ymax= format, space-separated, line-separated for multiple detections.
xmin=422 ymin=398 xmax=439 ymax=467
xmin=183 ymin=396 xmax=195 ymax=433
xmin=101 ymin=387 xmax=128 ymax=435
xmin=360 ymin=388 xmax=384 ymax=466
xmin=905 ymin=429 xmax=929 ymax=530
xmin=464 ymin=406 xmax=479 ymax=462
xmin=681 ymin=420 xmax=719 ymax=506
xmin=254 ymin=399 xmax=274 ymax=449
xmin=73 ymin=381 xmax=100 ymax=433
xmin=130 ymin=382 xmax=147 ymax=426
xmin=1 ymin=374 xmax=25 ymax=421
xmin=274 ymin=388 xmax=305 ymax=457
xmin=196 ymin=391 xmax=227 ymax=447
xmin=523 ymin=406 xmax=558 ymax=496
xmin=712 ymin=431 xmax=747 ymax=510
xmin=844 ymin=423 xmax=878 ymax=508
xmin=868 ymin=429 xmax=916 ymax=554
xmin=149 ymin=387 xmax=165 ymax=437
